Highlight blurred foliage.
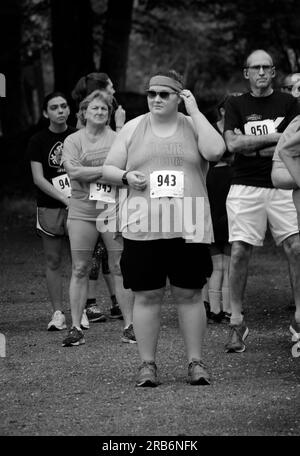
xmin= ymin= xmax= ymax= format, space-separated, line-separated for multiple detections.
xmin=22 ymin=0 xmax=52 ymax=61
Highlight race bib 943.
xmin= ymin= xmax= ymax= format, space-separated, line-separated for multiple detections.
xmin=89 ymin=182 xmax=116 ymax=203
xmin=150 ymin=170 xmax=184 ymax=198
xmin=244 ymin=119 xmax=276 ymax=136
xmin=52 ymin=173 xmax=71 ymax=198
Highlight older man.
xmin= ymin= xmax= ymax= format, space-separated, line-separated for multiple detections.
xmin=224 ymin=49 xmax=300 ymax=353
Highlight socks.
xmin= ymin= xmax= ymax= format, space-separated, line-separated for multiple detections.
xmin=230 ymin=315 xmax=243 ymax=326
xmin=208 ymin=290 xmax=222 ymax=314
xmin=221 ymin=287 xmax=231 ymax=314
xmin=86 ymin=298 xmax=96 ymax=307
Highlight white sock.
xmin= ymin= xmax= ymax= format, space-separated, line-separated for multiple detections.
xmin=208 ymin=290 xmax=222 ymax=314
xmin=222 ymin=287 xmax=231 ymax=313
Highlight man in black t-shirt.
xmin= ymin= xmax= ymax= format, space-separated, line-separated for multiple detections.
xmin=223 ymin=49 xmax=300 ymax=353
xmin=29 ymin=92 xmax=76 ymax=331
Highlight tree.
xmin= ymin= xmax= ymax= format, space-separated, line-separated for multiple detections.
xmin=0 ymin=0 xmax=24 ymax=136
xmin=50 ymin=0 xmax=95 ymax=96
xmin=100 ymin=0 xmax=135 ymax=91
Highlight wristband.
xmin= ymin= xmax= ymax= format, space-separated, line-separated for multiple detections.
xmin=122 ymin=171 xmax=129 ymax=186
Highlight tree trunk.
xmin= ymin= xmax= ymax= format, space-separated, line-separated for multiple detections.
xmin=0 ymin=0 xmax=24 ymax=136
xmin=100 ymin=0 xmax=134 ymax=91
xmin=50 ymin=0 xmax=95 ymax=96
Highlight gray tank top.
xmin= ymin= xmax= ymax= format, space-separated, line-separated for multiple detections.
xmin=120 ymin=113 xmax=213 ymax=243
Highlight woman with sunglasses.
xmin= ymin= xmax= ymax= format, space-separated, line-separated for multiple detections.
xmin=103 ymin=70 xmax=225 ymax=386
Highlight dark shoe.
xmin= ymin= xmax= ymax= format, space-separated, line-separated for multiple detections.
xmin=207 ymin=311 xmax=224 ymax=324
xmin=225 ymin=321 xmax=249 ymax=353
xmin=121 ymin=324 xmax=137 ymax=344
xmin=136 ymin=361 xmax=160 ymax=387
xmin=188 ymin=359 xmax=210 ymax=385
xmin=86 ymin=305 xmax=107 ymax=323
xmin=62 ymin=327 xmax=85 ymax=347
xmin=289 ymin=318 xmax=300 ymax=342
xmin=109 ymin=305 xmax=123 ymax=320
xmin=223 ymin=311 xmax=231 ymax=321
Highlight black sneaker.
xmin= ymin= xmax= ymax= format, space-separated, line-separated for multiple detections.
xmin=207 ymin=311 xmax=224 ymax=324
xmin=86 ymin=305 xmax=107 ymax=323
xmin=121 ymin=324 xmax=137 ymax=344
xmin=110 ymin=305 xmax=123 ymax=320
xmin=62 ymin=327 xmax=85 ymax=347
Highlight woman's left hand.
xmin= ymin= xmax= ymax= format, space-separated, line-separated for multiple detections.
xmin=179 ymin=90 xmax=198 ymax=116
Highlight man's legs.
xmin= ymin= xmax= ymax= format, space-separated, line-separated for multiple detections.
xmin=229 ymin=241 xmax=253 ymax=323
xmin=225 ymin=241 xmax=252 ymax=352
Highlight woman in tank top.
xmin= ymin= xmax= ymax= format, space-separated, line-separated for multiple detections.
xmin=103 ymin=70 xmax=225 ymax=387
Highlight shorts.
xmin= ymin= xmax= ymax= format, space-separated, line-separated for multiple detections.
xmin=120 ymin=237 xmax=212 ymax=292
xmin=36 ymin=207 xmax=68 ymax=237
xmin=226 ymin=185 xmax=299 ymax=246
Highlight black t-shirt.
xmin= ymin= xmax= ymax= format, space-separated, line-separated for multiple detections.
xmin=224 ymin=91 xmax=300 ymax=187
xmin=28 ymin=126 xmax=76 ymax=207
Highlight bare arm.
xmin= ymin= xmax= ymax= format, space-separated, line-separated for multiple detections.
xmin=180 ymin=90 xmax=225 ymax=161
xmin=279 ymin=149 xmax=300 ymax=188
xmin=63 ymin=159 xmax=103 ymax=183
xmin=224 ymin=130 xmax=281 ymax=155
xmin=103 ymin=117 xmax=147 ymax=191
xmin=271 ymin=159 xmax=298 ymax=189
xmin=30 ymin=161 xmax=69 ymax=206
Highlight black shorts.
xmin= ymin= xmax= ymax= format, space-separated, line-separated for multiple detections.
xmin=120 ymin=237 xmax=213 ymax=292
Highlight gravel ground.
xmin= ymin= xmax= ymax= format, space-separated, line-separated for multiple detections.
xmin=0 ymin=201 xmax=299 ymax=437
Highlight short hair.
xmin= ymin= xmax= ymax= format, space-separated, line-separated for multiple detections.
xmin=243 ymin=49 xmax=274 ymax=69
xmin=42 ymin=91 xmax=68 ymax=112
xmin=77 ymin=90 xmax=113 ymax=126
xmin=72 ymin=73 xmax=110 ymax=106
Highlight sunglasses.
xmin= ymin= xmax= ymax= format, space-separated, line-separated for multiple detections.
xmin=146 ymin=90 xmax=178 ymax=100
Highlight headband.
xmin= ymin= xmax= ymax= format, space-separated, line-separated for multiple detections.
xmin=148 ymin=76 xmax=183 ymax=92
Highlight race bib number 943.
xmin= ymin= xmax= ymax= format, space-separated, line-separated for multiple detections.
xmin=150 ymin=170 xmax=184 ymax=198
xmin=89 ymin=182 xmax=116 ymax=203
xmin=244 ymin=119 xmax=276 ymax=136
xmin=52 ymin=173 xmax=71 ymax=198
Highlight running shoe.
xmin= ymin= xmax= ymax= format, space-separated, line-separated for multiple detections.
xmin=47 ymin=310 xmax=67 ymax=331
xmin=110 ymin=305 xmax=123 ymax=320
xmin=188 ymin=359 xmax=210 ymax=385
xmin=62 ymin=327 xmax=85 ymax=347
xmin=80 ymin=309 xmax=90 ymax=330
xmin=207 ymin=311 xmax=224 ymax=324
xmin=289 ymin=318 xmax=300 ymax=342
xmin=121 ymin=324 xmax=136 ymax=344
xmin=86 ymin=305 xmax=107 ymax=323
xmin=225 ymin=321 xmax=249 ymax=353
xmin=135 ymin=361 xmax=160 ymax=387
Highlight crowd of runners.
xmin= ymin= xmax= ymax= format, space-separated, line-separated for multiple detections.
xmin=28 ymin=48 xmax=300 ymax=387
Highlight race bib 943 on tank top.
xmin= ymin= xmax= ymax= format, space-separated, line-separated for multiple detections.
xmin=119 ymin=113 xmax=214 ymax=243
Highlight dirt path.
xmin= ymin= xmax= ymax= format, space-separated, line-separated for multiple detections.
xmin=0 ymin=201 xmax=299 ymax=436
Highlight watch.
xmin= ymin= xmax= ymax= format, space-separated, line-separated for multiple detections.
xmin=122 ymin=171 xmax=129 ymax=186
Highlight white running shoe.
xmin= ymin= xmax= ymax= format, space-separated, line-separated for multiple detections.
xmin=80 ymin=309 xmax=90 ymax=330
xmin=47 ymin=310 xmax=67 ymax=331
